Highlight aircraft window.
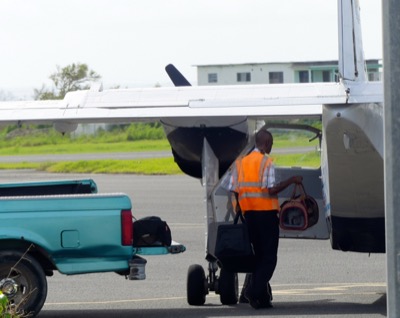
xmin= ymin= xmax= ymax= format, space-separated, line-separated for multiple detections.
xmin=269 ymin=71 xmax=284 ymax=84
xmin=208 ymin=73 xmax=218 ymax=83
xmin=236 ymin=72 xmax=251 ymax=82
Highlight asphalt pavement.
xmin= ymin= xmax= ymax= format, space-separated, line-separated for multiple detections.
xmin=0 ymin=146 xmax=317 ymax=163
xmin=0 ymin=170 xmax=387 ymax=318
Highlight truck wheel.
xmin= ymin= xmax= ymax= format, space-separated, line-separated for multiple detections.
xmin=187 ymin=264 xmax=207 ymax=305
xmin=0 ymin=250 xmax=47 ymax=318
xmin=218 ymin=269 xmax=238 ymax=305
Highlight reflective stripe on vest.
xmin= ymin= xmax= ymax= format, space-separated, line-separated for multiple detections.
xmin=236 ymin=152 xmax=279 ymax=212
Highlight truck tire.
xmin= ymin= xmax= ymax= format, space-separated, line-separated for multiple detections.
xmin=187 ymin=264 xmax=207 ymax=305
xmin=218 ymin=268 xmax=238 ymax=305
xmin=0 ymin=250 xmax=47 ymax=318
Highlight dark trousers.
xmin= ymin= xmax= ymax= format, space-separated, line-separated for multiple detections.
xmin=244 ymin=210 xmax=279 ymax=300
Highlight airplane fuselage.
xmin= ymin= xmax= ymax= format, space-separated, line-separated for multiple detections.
xmin=161 ymin=100 xmax=386 ymax=254
xmin=322 ymin=102 xmax=385 ymax=252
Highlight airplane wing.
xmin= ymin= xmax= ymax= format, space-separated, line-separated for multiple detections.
xmin=0 ymin=0 xmax=393 ymax=312
xmin=0 ymin=0 xmax=384 ymax=258
xmin=0 ymin=81 xmax=382 ymax=126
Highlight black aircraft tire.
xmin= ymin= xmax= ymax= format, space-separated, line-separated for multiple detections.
xmin=187 ymin=264 xmax=206 ymax=306
xmin=0 ymin=250 xmax=47 ymax=317
xmin=218 ymin=269 xmax=238 ymax=305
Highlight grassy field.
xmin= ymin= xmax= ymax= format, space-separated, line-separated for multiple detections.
xmin=0 ymin=125 xmax=321 ymax=174
xmin=0 ymin=147 xmax=320 ymax=175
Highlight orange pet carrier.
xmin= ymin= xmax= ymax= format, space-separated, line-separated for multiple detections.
xmin=279 ymin=183 xmax=319 ymax=231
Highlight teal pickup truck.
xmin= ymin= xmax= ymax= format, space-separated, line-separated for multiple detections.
xmin=0 ymin=178 xmax=185 ymax=317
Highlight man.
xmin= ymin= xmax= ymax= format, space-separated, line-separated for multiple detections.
xmin=229 ymin=128 xmax=302 ymax=309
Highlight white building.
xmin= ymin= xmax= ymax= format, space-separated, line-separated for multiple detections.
xmin=196 ymin=59 xmax=382 ymax=86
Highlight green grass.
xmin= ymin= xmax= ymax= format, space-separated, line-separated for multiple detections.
xmin=271 ymin=152 xmax=320 ymax=168
xmin=0 ymin=162 xmax=44 ymax=170
xmin=0 ymin=140 xmax=171 ymax=156
xmin=0 ymin=152 xmax=320 ymax=175
xmin=274 ymin=138 xmax=318 ymax=149
xmin=0 ymin=125 xmax=321 ymax=174
xmin=0 ymin=138 xmax=317 ymax=156
xmin=45 ymin=158 xmax=183 ymax=175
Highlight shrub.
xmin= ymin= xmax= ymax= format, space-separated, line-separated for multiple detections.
xmin=126 ymin=123 xmax=165 ymax=141
xmin=0 ymin=290 xmax=23 ymax=318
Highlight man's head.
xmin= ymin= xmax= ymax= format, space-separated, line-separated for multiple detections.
xmin=255 ymin=129 xmax=273 ymax=154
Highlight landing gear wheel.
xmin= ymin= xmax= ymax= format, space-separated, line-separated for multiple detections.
xmin=218 ymin=269 xmax=238 ymax=305
xmin=0 ymin=250 xmax=47 ymax=318
xmin=187 ymin=264 xmax=207 ymax=305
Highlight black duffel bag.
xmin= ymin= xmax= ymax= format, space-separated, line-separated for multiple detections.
xmin=133 ymin=216 xmax=172 ymax=247
xmin=214 ymin=210 xmax=256 ymax=273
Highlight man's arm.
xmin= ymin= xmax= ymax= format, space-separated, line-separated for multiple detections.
xmin=268 ymin=176 xmax=303 ymax=196
xmin=229 ymin=191 xmax=241 ymax=214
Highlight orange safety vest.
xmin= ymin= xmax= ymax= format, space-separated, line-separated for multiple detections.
xmin=235 ymin=151 xmax=279 ymax=213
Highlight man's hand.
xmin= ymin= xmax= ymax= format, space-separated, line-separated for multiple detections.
xmin=292 ymin=176 xmax=303 ymax=184
xmin=269 ymin=176 xmax=303 ymax=195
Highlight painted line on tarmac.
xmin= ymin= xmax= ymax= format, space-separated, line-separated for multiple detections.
xmin=44 ymin=296 xmax=190 ymax=306
xmin=273 ymin=282 xmax=385 ymax=296
xmin=272 ymin=282 xmax=385 ymax=289
xmin=44 ymin=294 xmax=221 ymax=306
xmin=43 ymin=282 xmax=385 ymax=307
xmin=169 ymin=223 xmax=204 ymax=228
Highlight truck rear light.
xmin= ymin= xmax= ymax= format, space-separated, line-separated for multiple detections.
xmin=121 ymin=209 xmax=133 ymax=246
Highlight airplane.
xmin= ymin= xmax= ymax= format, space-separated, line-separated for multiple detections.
xmin=0 ymin=0 xmax=384 ymax=306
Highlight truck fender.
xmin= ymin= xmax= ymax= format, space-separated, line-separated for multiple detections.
xmin=0 ymin=230 xmax=56 ymax=273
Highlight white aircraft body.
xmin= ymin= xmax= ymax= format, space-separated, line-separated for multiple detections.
xmin=0 ymin=0 xmax=384 ymax=304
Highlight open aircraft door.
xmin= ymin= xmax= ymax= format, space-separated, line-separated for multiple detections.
xmin=208 ymin=161 xmax=330 ymax=260
xmin=275 ymin=166 xmax=329 ymax=240
xmin=208 ymin=124 xmax=330 ymax=256
xmin=186 ymin=124 xmax=330 ymax=307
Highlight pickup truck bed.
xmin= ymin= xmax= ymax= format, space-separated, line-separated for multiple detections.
xmin=0 ymin=179 xmax=97 ymax=196
xmin=0 ymin=178 xmax=185 ymax=317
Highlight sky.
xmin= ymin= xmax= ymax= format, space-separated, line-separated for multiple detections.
xmin=0 ymin=0 xmax=382 ymax=99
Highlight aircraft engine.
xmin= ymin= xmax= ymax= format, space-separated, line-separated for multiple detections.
xmin=54 ymin=121 xmax=78 ymax=134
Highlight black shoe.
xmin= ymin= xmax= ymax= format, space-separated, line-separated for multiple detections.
xmin=239 ymin=294 xmax=249 ymax=304
xmin=248 ymin=298 xmax=261 ymax=309
xmin=244 ymin=292 xmax=261 ymax=309
xmin=267 ymin=282 xmax=273 ymax=301
xmin=259 ymin=299 xmax=273 ymax=308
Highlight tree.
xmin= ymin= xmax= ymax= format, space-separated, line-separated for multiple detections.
xmin=34 ymin=63 xmax=101 ymax=100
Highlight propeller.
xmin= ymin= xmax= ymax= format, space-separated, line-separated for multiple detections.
xmin=165 ymin=64 xmax=192 ymax=87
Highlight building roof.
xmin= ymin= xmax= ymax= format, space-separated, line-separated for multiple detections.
xmin=194 ymin=59 xmax=382 ymax=68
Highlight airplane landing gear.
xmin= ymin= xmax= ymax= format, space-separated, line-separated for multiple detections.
xmin=186 ymin=139 xmax=239 ymax=306
xmin=217 ymin=268 xmax=238 ymax=305
xmin=186 ymin=262 xmax=238 ymax=306
xmin=187 ymin=264 xmax=207 ymax=305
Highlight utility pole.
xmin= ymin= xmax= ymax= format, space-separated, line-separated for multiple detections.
xmin=383 ymin=0 xmax=400 ymax=316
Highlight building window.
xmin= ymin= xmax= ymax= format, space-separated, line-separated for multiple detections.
xmin=208 ymin=73 xmax=218 ymax=83
xmin=237 ymin=72 xmax=251 ymax=82
xmin=298 ymin=70 xmax=309 ymax=83
xmin=335 ymin=71 xmax=340 ymax=82
xmin=368 ymin=69 xmax=381 ymax=81
xmin=322 ymin=70 xmax=331 ymax=82
xmin=269 ymin=72 xmax=284 ymax=84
